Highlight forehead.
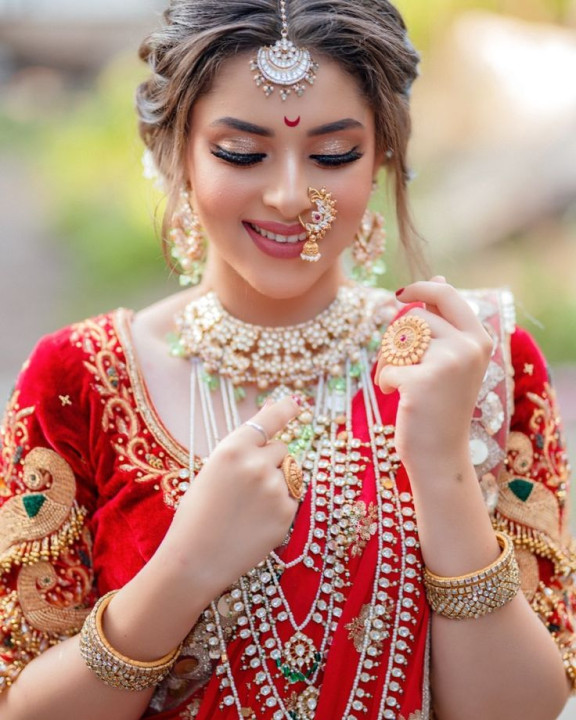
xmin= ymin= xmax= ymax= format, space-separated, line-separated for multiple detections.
xmin=191 ymin=51 xmax=374 ymax=130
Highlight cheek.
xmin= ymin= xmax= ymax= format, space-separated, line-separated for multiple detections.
xmin=332 ymin=180 xmax=373 ymax=242
xmin=188 ymin=158 xmax=248 ymax=221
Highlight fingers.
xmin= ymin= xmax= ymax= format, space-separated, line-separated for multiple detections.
xmin=239 ymin=396 xmax=301 ymax=447
xmin=396 ymin=278 xmax=479 ymax=333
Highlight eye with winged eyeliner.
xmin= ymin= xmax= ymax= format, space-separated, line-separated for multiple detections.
xmin=211 ymin=146 xmax=364 ymax=168
xmin=210 ymin=147 xmax=267 ymax=166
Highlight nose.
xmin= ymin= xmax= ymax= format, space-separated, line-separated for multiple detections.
xmin=262 ymin=154 xmax=311 ymax=221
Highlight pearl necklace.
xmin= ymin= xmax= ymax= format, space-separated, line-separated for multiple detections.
xmin=173 ymin=288 xmax=425 ymax=720
xmin=169 ymin=285 xmax=390 ymax=391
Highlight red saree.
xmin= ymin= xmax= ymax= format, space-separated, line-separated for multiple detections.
xmin=0 ymin=297 xmax=575 ymax=719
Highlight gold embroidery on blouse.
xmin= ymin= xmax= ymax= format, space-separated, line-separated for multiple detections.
xmin=530 ymin=578 xmax=576 ymax=690
xmin=0 ymin=590 xmax=48 ymax=689
xmin=17 ymin=560 xmax=90 ymax=633
xmin=493 ymin=383 xmax=575 ymax=578
xmin=0 ymin=448 xmax=87 ymax=573
xmin=0 ymin=391 xmax=35 ymax=497
xmin=0 ymin=544 xmax=94 ymax=691
xmin=514 ymin=546 xmax=540 ymax=601
xmin=491 ymin=383 xmax=576 ymax=689
xmin=71 ymin=314 xmax=191 ymax=508
xmin=527 ymin=384 xmax=570 ymax=499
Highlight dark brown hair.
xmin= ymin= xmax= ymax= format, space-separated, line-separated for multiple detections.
xmin=137 ymin=0 xmax=427 ymax=276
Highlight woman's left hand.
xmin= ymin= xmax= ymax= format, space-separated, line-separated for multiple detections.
xmin=375 ymin=276 xmax=494 ymax=477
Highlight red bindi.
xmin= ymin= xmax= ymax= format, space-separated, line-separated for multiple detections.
xmin=284 ymin=116 xmax=301 ymax=128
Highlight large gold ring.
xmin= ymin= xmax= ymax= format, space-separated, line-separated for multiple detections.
xmin=380 ymin=315 xmax=432 ymax=366
xmin=281 ymin=455 xmax=304 ymax=501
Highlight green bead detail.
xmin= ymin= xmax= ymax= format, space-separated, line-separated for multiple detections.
xmin=23 ymin=494 xmax=46 ymax=519
xmin=509 ymin=479 xmax=534 ymax=502
xmin=202 ymin=372 xmax=220 ymax=392
xmin=350 ymin=363 xmax=362 ymax=379
xmin=166 ymin=332 xmax=187 ymax=358
xmin=234 ymin=386 xmax=247 ymax=402
xmin=327 ymin=377 xmax=346 ymax=393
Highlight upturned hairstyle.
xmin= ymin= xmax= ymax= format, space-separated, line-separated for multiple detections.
xmin=136 ymin=0 xmax=427 ymax=276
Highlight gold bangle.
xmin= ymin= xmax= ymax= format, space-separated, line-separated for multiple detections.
xmin=79 ymin=591 xmax=181 ymax=691
xmin=423 ymin=531 xmax=520 ymax=620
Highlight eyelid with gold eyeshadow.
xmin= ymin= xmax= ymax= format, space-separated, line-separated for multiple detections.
xmin=210 ymin=144 xmax=364 ymax=168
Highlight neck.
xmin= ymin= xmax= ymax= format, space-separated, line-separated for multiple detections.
xmin=200 ymin=260 xmax=349 ymax=326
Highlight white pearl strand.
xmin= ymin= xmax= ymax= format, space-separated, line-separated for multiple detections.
xmin=221 ymin=366 xmax=361 ymax=718
xmin=255 ymin=390 xmax=354 ymax=688
xmin=185 ymin=347 xmax=423 ymax=719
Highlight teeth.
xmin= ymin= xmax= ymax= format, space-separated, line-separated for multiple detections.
xmin=252 ymin=224 xmax=307 ymax=244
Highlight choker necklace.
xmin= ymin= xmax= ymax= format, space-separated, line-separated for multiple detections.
xmin=169 ymin=286 xmax=392 ymax=392
xmin=160 ymin=286 xmax=427 ymax=719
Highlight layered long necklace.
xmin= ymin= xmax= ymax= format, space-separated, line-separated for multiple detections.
xmin=169 ymin=286 xmax=426 ymax=720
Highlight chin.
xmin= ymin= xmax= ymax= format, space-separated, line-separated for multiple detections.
xmin=248 ymin=273 xmax=319 ymax=302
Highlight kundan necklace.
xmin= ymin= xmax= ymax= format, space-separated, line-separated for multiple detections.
xmin=164 ymin=286 xmax=428 ymax=720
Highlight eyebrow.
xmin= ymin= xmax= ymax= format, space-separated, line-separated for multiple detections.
xmin=308 ymin=118 xmax=364 ymax=136
xmin=211 ymin=117 xmax=364 ymax=137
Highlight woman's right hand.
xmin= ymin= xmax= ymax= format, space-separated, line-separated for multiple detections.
xmin=163 ymin=395 xmax=302 ymax=602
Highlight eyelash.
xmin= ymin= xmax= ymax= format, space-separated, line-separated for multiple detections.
xmin=211 ymin=147 xmax=364 ymax=168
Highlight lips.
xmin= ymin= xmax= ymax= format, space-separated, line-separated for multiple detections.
xmin=247 ymin=221 xmax=307 ymax=244
xmin=243 ymin=221 xmax=309 ymax=260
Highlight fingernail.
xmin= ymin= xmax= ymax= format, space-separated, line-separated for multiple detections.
xmin=395 ymin=287 xmax=406 ymax=297
xmin=291 ymin=395 xmax=303 ymax=408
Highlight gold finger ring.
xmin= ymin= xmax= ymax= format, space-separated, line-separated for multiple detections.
xmin=244 ymin=421 xmax=269 ymax=445
xmin=281 ymin=455 xmax=304 ymax=501
xmin=380 ymin=315 xmax=432 ymax=366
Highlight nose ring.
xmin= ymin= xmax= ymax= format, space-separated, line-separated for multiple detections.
xmin=298 ymin=187 xmax=337 ymax=262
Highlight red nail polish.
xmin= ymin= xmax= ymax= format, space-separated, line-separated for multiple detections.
xmin=291 ymin=395 xmax=303 ymax=407
xmin=395 ymin=287 xmax=406 ymax=297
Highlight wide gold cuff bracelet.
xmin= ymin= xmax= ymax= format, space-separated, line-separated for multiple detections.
xmin=423 ymin=531 xmax=521 ymax=620
xmin=79 ymin=591 xmax=181 ymax=691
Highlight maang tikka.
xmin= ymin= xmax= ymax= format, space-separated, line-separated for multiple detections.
xmin=251 ymin=0 xmax=318 ymax=101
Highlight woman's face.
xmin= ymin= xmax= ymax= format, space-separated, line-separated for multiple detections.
xmin=186 ymin=52 xmax=381 ymax=303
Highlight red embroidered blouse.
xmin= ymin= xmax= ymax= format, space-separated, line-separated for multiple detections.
xmin=0 ymin=307 xmax=574 ymax=719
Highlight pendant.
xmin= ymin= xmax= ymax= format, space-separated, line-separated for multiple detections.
xmin=287 ymin=686 xmax=320 ymax=720
xmin=276 ymin=631 xmax=322 ymax=683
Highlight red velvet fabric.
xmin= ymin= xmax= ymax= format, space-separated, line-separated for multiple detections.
xmin=1 ymin=311 xmax=574 ymax=716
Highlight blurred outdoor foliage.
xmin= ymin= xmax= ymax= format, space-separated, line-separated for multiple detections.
xmin=0 ymin=0 xmax=575 ymax=359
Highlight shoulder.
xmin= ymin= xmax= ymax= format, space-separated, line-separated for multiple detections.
xmin=12 ymin=310 xmax=130 ymax=403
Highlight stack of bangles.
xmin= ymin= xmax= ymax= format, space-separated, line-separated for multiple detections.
xmin=423 ymin=531 xmax=521 ymax=620
xmin=80 ymin=591 xmax=181 ymax=691
xmin=79 ymin=536 xmax=520 ymax=692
